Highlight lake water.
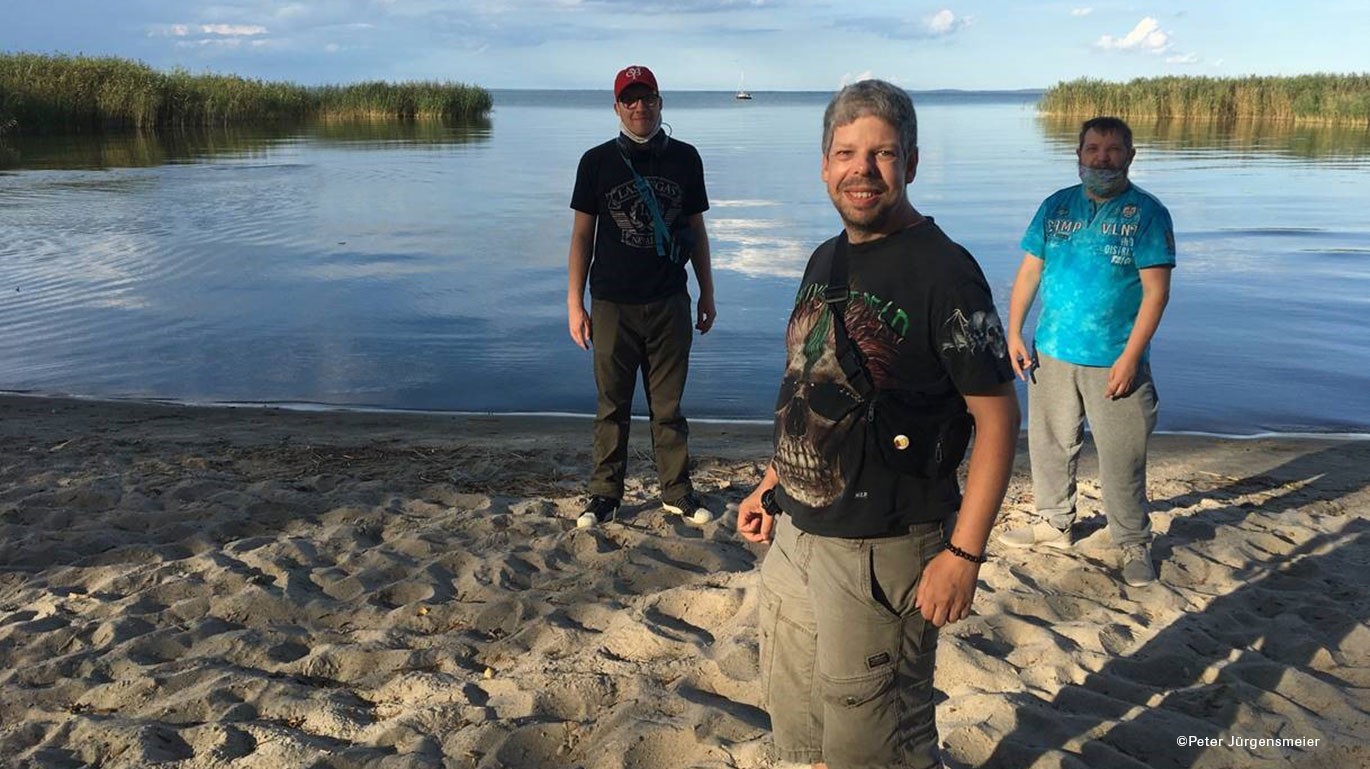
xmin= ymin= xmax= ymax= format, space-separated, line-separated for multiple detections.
xmin=2 ymin=90 xmax=1368 ymax=434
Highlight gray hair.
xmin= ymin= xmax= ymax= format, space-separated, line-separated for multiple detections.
xmin=821 ymin=79 xmax=918 ymax=158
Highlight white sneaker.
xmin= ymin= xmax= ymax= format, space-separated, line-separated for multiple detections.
xmin=997 ymin=520 xmax=1074 ymax=549
xmin=662 ymin=494 xmax=713 ymax=526
xmin=575 ymin=496 xmax=619 ymax=528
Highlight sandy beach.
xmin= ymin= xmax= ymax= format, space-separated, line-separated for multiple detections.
xmin=0 ymin=393 xmax=1367 ymax=769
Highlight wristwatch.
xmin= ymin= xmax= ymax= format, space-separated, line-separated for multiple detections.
xmin=760 ymin=488 xmax=782 ymax=516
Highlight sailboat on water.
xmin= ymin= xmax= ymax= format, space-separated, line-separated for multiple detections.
xmin=735 ymin=72 xmax=752 ymax=100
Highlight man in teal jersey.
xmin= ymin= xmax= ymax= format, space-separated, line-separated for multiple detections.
xmin=997 ymin=117 xmax=1175 ymax=587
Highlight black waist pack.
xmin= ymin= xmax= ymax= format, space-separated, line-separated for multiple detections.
xmin=791 ymin=379 xmax=972 ymax=480
xmin=865 ymin=390 xmax=973 ymax=478
xmin=820 ymin=232 xmax=975 ymax=479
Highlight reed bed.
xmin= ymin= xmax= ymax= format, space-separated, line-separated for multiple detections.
xmin=1040 ymin=75 xmax=1370 ymax=125
xmin=314 ymin=81 xmax=492 ymax=121
xmin=0 ymin=52 xmax=491 ymax=134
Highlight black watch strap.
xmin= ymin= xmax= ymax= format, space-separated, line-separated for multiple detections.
xmin=760 ymin=488 xmax=783 ymax=516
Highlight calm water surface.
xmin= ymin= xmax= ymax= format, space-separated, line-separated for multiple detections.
xmin=1 ymin=90 xmax=1368 ymax=434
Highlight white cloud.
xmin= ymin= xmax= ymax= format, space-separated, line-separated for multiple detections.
xmin=1070 ymin=7 xmax=1093 ymax=16
xmin=839 ymin=70 xmax=876 ymax=88
xmin=1096 ymin=17 xmax=1169 ymax=53
xmin=1166 ymin=52 xmax=1198 ymax=64
xmin=274 ymin=4 xmax=310 ymax=20
xmin=835 ymin=9 xmax=971 ymax=40
xmin=325 ymin=43 xmax=341 ymax=52
xmin=926 ymin=9 xmax=956 ymax=33
xmin=200 ymin=24 xmax=269 ymax=36
xmin=498 ymin=0 xmax=771 ymax=12
xmin=148 ymin=24 xmax=191 ymax=37
xmin=925 ymin=9 xmax=972 ymax=36
xmin=176 ymin=38 xmax=245 ymax=49
xmin=153 ymin=22 xmax=269 ymax=38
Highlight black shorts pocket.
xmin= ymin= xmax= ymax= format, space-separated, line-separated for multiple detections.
xmin=866 ymin=534 xmax=928 ymax=622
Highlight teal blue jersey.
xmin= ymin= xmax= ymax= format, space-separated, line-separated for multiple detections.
xmin=1020 ymin=183 xmax=1176 ymax=367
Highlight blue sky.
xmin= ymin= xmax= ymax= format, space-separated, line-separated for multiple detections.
xmin=4 ymin=1 xmax=1369 ymax=90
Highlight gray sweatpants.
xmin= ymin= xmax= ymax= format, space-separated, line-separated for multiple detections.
xmin=1028 ymin=352 xmax=1159 ymax=548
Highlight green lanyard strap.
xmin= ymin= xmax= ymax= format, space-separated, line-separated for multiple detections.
xmin=618 ymin=149 xmax=671 ymax=259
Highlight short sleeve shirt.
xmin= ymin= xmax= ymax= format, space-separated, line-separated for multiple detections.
xmin=773 ymin=219 xmax=1015 ymax=538
xmin=571 ymin=134 xmax=708 ymax=304
xmin=1020 ymin=183 xmax=1176 ymax=366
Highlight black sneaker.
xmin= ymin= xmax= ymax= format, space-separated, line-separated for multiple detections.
xmin=662 ymin=493 xmax=714 ymax=526
xmin=576 ymin=495 xmax=620 ymax=528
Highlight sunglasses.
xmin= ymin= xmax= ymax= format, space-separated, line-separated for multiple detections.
xmin=618 ymin=94 xmax=660 ymax=108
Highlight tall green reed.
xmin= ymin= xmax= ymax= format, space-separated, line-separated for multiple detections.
xmin=0 ymin=52 xmax=492 ymax=134
xmin=1040 ymin=75 xmax=1370 ymax=125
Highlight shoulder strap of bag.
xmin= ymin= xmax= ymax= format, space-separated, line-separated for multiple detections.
xmin=617 ymin=147 xmax=670 ymax=258
xmin=824 ymin=234 xmax=877 ymax=400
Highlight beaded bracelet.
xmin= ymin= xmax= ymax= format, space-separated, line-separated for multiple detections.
xmin=945 ymin=540 xmax=988 ymax=564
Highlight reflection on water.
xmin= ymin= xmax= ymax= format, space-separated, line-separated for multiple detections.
xmin=0 ymin=92 xmax=1367 ymax=434
xmin=306 ymin=117 xmax=492 ymax=148
xmin=0 ymin=118 xmax=493 ymax=170
xmin=1 ymin=129 xmax=274 ymax=170
xmin=1038 ymin=114 xmax=1370 ymax=160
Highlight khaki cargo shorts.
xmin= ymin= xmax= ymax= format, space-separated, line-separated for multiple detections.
xmin=759 ymin=514 xmax=944 ymax=768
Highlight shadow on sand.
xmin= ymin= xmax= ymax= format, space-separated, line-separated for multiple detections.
xmin=976 ymin=440 xmax=1370 ymax=769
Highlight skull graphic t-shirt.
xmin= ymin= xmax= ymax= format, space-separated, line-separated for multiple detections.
xmin=570 ymin=133 xmax=709 ymax=304
xmin=773 ymin=219 xmax=1014 ymax=537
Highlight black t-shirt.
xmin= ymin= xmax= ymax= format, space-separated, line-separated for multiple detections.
xmin=773 ymin=218 xmax=1014 ymax=538
xmin=570 ymin=133 xmax=709 ymax=304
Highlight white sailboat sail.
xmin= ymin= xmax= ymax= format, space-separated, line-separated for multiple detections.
xmin=736 ymin=72 xmax=752 ymax=100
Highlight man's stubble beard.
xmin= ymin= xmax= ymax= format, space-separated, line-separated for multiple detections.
xmin=831 ymin=183 xmax=898 ymax=240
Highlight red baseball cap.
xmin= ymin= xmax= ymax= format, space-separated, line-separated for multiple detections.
xmin=614 ymin=65 xmax=658 ymax=99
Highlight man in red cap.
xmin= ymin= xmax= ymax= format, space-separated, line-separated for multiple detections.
xmin=566 ymin=65 xmax=717 ymax=529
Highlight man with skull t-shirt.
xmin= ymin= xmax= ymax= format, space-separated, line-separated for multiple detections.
xmin=737 ymin=80 xmax=1019 ymax=769
xmin=771 ymin=222 xmax=1014 ymax=537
